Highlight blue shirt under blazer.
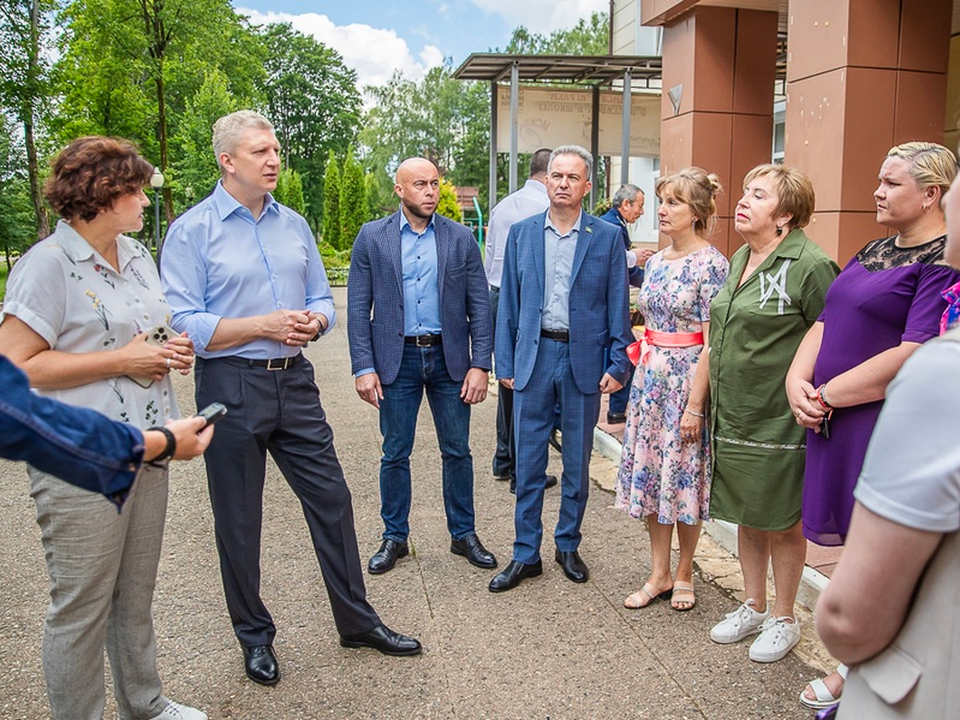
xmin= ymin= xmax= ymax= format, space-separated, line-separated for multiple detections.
xmin=496 ymin=211 xmax=633 ymax=394
xmin=348 ymin=210 xmax=493 ymax=386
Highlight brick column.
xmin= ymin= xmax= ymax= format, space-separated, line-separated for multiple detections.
xmin=659 ymin=6 xmax=778 ymax=256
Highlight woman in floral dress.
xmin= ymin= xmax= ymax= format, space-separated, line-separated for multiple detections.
xmin=616 ymin=167 xmax=728 ymax=611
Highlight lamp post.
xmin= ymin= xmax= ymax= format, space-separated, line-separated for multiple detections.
xmin=149 ymin=167 xmax=164 ymax=267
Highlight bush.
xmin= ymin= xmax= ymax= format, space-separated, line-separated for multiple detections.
xmin=436 ymin=177 xmax=462 ymax=222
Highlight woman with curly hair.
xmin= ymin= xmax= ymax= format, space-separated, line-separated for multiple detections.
xmin=0 ymin=136 xmax=205 ymax=720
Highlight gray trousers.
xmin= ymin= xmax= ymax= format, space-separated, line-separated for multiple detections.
xmin=29 ymin=462 xmax=169 ymax=720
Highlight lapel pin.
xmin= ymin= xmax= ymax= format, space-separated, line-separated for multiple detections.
xmin=585 ymin=226 xmax=593 ymax=234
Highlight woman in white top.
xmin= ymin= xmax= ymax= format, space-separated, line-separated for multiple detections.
xmin=0 ymin=136 xmax=205 ymax=720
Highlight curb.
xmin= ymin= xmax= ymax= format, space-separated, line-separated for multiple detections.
xmin=592 ymin=426 xmax=829 ymax=613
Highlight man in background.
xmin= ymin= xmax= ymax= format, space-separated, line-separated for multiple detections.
xmin=599 ymin=184 xmax=653 ymax=424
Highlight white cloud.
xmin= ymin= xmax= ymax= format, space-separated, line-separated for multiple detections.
xmin=237 ymin=8 xmax=445 ymax=89
xmin=469 ymin=0 xmax=608 ymax=33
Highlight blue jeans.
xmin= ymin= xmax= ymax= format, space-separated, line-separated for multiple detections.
xmin=379 ymin=343 xmax=475 ymax=542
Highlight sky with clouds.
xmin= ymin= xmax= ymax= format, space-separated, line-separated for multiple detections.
xmin=234 ymin=0 xmax=608 ymax=92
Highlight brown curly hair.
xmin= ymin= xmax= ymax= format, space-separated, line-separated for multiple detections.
xmin=44 ymin=136 xmax=154 ymax=222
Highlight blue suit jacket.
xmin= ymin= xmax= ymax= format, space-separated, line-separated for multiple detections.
xmin=599 ymin=206 xmax=643 ymax=288
xmin=348 ymin=210 xmax=493 ymax=386
xmin=496 ymin=211 xmax=632 ymax=395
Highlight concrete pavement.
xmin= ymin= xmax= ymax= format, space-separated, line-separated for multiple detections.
xmin=0 ymin=287 xmax=827 ymax=719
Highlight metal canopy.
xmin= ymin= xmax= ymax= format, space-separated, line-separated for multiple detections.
xmin=453 ymin=54 xmax=663 ymax=215
xmin=452 ymin=53 xmax=662 ymax=87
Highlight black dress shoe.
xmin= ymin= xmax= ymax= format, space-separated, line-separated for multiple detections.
xmin=606 ymin=411 xmax=627 ymax=424
xmin=243 ymin=644 xmax=280 ymax=686
xmin=450 ymin=532 xmax=497 ymax=568
xmin=368 ymin=538 xmax=408 ymax=574
xmin=555 ymin=549 xmax=589 ymax=583
xmin=549 ymin=429 xmax=562 ymax=453
xmin=488 ymin=559 xmax=543 ymax=592
xmin=340 ymin=624 xmax=422 ymax=656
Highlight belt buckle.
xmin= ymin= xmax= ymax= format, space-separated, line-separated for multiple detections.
xmin=415 ymin=335 xmax=432 ymax=348
xmin=266 ymin=357 xmax=290 ymax=371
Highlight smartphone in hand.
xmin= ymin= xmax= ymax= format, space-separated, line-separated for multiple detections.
xmin=126 ymin=324 xmax=180 ymax=388
xmin=196 ymin=402 xmax=227 ymax=428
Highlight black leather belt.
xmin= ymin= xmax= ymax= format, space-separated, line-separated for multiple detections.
xmin=248 ymin=354 xmax=302 ymax=370
xmin=540 ymin=329 xmax=569 ymax=342
xmin=404 ymin=334 xmax=442 ymax=347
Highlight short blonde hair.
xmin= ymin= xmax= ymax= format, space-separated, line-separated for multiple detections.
xmin=656 ymin=167 xmax=722 ymax=237
xmin=886 ymin=141 xmax=957 ymax=194
xmin=743 ymin=164 xmax=816 ymax=230
xmin=212 ymin=111 xmax=274 ymax=171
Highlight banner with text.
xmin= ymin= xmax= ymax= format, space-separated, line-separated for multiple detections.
xmin=496 ymin=86 xmax=660 ymax=157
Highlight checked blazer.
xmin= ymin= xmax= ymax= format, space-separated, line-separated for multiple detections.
xmin=347 ymin=210 xmax=493 ymax=386
xmin=495 ymin=210 xmax=632 ymax=395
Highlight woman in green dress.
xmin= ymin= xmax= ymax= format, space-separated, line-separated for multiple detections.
xmin=706 ymin=164 xmax=839 ymax=664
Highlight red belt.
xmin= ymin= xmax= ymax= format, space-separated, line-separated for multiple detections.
xmin=627 ymin=329 xmax=704 ymax=366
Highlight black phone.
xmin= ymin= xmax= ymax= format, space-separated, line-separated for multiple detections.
xmin=820 ymin=415 xmax=831 ymax=440
xmin=196 ymin=402 xmax=227 ymax=428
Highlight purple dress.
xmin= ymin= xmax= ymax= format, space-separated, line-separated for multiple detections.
xmin=802 ymin=235 xmax=960 ymax=545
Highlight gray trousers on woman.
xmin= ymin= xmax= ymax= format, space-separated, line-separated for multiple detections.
xmin=29 ymin=462 xmax=169 ymax=720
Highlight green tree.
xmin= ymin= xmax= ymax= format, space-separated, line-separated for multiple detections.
xmin=260 ymin=22 xmax=361 ymax=230
xmin=169 ymin=69 xmax=238 ymax=210
xmin=503 ymin=11 xmax=609 ymax=55
xmin=361 ymin=63 xmax=490 ymax=213
xmin=321 ymin=150 xmax=341 ymax=250
xmin=274 ymin=167 xmax=305 ymax=216
xmin=338 ymin=147 xmax=365 ymax=253
xmin=0 ymin=117 xmax=37 ymax=266
xmin=53 ymin=0 xmax=264 ymax=222
xmin=0 ymin=0 xmax=58 ymax=238
xmin=436 ymin=177 xmax=462 ymax=223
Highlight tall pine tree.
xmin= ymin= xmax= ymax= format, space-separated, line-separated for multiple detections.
xmin=321 ymin=150 xmax=341 ymax=250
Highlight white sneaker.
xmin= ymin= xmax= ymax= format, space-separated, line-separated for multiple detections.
xmin=749 ymin=615 xmax=801 ymax=662
xmin=149 ymin=699 xmax=208 ymax=720
xmin=709 ymin=599 xmax=771 ymax=644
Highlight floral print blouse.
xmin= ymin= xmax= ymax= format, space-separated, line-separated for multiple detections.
xmin=1 ymin=220 xmax=180 ymax=428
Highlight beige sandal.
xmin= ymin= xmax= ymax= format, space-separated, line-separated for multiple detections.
xmin=670 ymin=581 xmax=696 ymax=611
xmin=623 ymin=582 xmax=672 ymax=609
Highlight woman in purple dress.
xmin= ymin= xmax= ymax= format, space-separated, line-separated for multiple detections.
xmin=786 ymin=141 xmax=960 ymax=710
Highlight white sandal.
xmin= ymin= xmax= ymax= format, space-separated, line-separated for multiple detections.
xmin=799 ymin=663 xmax=848 ymax=709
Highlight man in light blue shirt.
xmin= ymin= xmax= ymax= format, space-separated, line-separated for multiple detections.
xmin=161 ymin=111 xmax=421 ymax=688
xmin=348 ymin=157 xmax=496 ymax=576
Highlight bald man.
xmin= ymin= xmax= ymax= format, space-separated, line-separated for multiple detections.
xmin=348 ymin=157 xmax=496 ymax=575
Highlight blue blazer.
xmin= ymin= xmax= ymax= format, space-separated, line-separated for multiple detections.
xmin=348 ymin=211 xmax=493 ymax=386
xmin=496 ymin=211 xmax=632 ymax=395
xmin=599 ymin=206 xmax=643 ymax=288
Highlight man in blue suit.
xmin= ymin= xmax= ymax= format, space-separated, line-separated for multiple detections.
xmin=348 ymin=157 xmax=497 ymax=575
xmin=489 ymin=145 xmax=633 ymax=592
xmin=599 ymin=183 xmax=654 ymax=425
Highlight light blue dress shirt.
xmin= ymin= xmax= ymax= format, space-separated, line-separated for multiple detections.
xmin=399 ymin=210 xmax=441 ymax=336
xmin=161 ymin=181 xmax=336 ymax=359
xmin=541 ymin=210 xmax=581 ymax=332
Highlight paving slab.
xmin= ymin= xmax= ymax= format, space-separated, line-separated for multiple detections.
xmin=0 ymin=287 xmax=823 ymax=719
